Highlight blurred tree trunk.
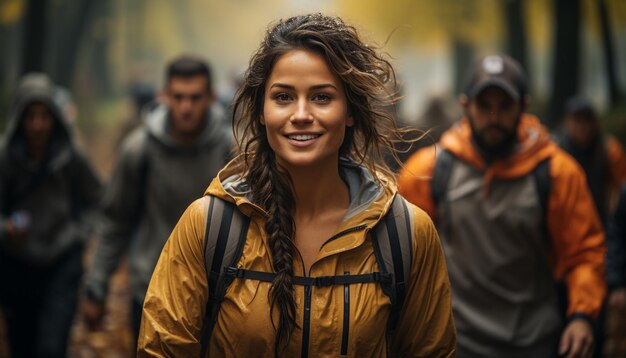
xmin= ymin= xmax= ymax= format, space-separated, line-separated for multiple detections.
xmin=126 ymin=0 xmax=148 ymax=64
xmin=173 ymin=1 xmax=198 ymax=49
xmin=598 ymin=0 xmax=621 ymax=106
xmin=505 ymin=0 xmax=528 ymax=73
xmin=54 ymin=0 xmax=96 ymax=89
xmin=0 ymin=25 xmax=10 ymax=126
xmin=0 ymin=27 xmax=7 ymax=87
xmin=21 ymin=0 xmax=47 ymax=74
xmin=549 ymin=0 xmax=581 ymax=127
xmin=90 ymin=1 xmax=113 ymax=97
xmin=452 ymin=36 xmax=474 ymax=95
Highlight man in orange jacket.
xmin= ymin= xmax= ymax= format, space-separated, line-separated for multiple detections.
xmin=399 ymin=54 xmax=606 ymax=358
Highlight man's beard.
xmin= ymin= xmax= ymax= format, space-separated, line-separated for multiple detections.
xmin=468 ymin=115 xmax=520 ymax=161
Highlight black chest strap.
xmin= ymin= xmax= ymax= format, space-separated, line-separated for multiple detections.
xmin=219 ymin=267 xmax=392 ymax=287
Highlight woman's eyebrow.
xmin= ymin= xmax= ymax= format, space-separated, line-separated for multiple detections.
xmin=310 ymin=84 xmax=337 ymax=90
xmin=269 ymin=83 xmax=338 ymax=90
xmin=269 ymin=83 xmax=294 ymax=90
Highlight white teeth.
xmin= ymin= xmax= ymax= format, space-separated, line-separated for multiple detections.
xmin=288 ymin=134 xmax=320 ymax=141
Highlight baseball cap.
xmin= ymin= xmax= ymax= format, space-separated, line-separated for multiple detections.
xmin=462 ymin=54 xmax=528 ymax=102
xmin=564 ymin=96 xmax=596 ymax=119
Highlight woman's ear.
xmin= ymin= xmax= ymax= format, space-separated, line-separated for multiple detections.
xmin=346 ymin=114 xmax=354 ymax=127
xmin=260 ymin=115 xmax=265 ymax=125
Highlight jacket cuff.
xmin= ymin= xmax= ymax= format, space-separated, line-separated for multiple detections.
xmin=568 ymin=312 xmax=594 ymax=325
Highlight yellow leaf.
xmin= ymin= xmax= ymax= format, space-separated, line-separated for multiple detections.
xmin=0 ymin=0 xmax=24 ymax=25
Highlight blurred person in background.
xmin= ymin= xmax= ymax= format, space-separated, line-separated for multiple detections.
xmin=80 ymin=55 xmax=233 ymax=350
xmin=554 ymin=96 xmax=626 ymax=357
xmin=387 ymin=96 xmax=458 ymax=173
xmin=555 ymin=96 xmax=626 ymax=225
xmin=0 ymin=73 xmax=103 ymax=358
xmin=399 ymin=54 xmax=606 ymax=358
xmin=115 ymin=81 xmax=157 ymax=147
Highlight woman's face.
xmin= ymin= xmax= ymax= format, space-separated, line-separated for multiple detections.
xmin=262 ymin=49 xmax=353 ymax=171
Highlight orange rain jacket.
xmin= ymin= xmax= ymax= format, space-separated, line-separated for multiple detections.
xmin=398 ymin=114 xmax=606 ymax=319
xmin=138 ymin=158 xmax=456 ymax=357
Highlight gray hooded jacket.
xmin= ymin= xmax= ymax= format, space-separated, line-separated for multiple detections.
xmin=83 ymin=102 xmax=233 ymax=303
xmin=0 ymin=73 xmax=103 ymax=265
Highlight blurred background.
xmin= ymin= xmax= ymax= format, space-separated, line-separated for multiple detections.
xmin=1 ymin=0 xmax=626 ymax=356
xmin=1 ymin=0 xmax=626 ymax=136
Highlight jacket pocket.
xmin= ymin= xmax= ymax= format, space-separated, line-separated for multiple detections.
xmin=341 ymin=271 xmax=350 ymax=355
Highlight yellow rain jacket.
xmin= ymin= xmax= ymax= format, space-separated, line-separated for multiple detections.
xmin=138 ymin=158 xmax=456 ymax=357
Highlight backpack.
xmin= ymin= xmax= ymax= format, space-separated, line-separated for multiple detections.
xmin=198 ymin=193 xmax=414 ymax=356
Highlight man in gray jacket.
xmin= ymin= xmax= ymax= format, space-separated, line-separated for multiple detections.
xmin=0 ymin=73 xmax=103 ymax=358
xmin=81 ymin=56 xmax=233 ymax=344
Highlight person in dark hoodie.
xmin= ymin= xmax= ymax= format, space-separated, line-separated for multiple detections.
xmin=556 ymin=96 xmax=626 ymax=226
xmin=0 ymin=73 xmax=103 ymax=358
xmin=81 ymin=55 xmax=233 ymax=347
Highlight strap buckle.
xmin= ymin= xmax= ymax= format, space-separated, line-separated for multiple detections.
xmin=224 ymin=266 xmax=244 ymax=278
xmin=314 ymin=276 xmax=335 ymax=287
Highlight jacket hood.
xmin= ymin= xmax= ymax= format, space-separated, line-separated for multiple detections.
xmin=2 ymin=73 xmax=74 ymax=167
xmin=205 ymin=156 xmax=398 ymax=231
xmin=143 ymin=102 xmax=229 ymax=150
xmin=440 ymin=114 xmax=557 ymax=186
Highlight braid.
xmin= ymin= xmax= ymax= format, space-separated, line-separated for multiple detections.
xmin=249 ymin=140 xmax=298 ymax=356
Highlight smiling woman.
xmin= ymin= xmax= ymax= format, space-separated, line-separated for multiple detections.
xmin=138 ymin=13 xmax=456 ymax=357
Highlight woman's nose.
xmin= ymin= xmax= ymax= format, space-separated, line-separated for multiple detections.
xmin=290 ymin=99 xmax=314 ymax=123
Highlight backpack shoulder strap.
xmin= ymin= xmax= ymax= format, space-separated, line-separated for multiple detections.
xmin=199 ymin=195 xmax=250 ymax=355
xmin=371 ymin=194 xmax=414 ymax=333
xmin=600 ymin=135 xmax=611 ymax=183
xmin=532 ymin=157 xmax=551 ymax=217
xmin=431 ymin=147 xmax=455 ymax=207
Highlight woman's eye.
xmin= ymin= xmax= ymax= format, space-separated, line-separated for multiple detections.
xmin=312 ymin=93 xmax=331 ymax=103
xmin=275 ymin=93 xmax=291 ymax=102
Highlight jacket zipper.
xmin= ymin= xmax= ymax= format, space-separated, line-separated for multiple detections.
xmin=320 ymin=224 xmax=368 ymax=248
xmin=299 ymin=224 xmax=367 ymax=357
xmin=341 ymin=271 xmax=350 ymax=355
xmin=301 ymin=285 xmax=312 ymax=358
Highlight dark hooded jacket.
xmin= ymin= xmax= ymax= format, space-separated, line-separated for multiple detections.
xmin=0 ymin=73 xmax=103 ymax=265
xmin=83 ymin=102 xmax=233 ymax=303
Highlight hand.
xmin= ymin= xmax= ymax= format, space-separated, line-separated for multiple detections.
xmin=609 ymin=288 xmax=626 ymax=310
xmin=5 ymin=219 xmax=28 ymax=245
xmin=80 ymin=296 xmax=106 ymax=330
xmin=559 ymin=318 xmax=594 ymax=358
